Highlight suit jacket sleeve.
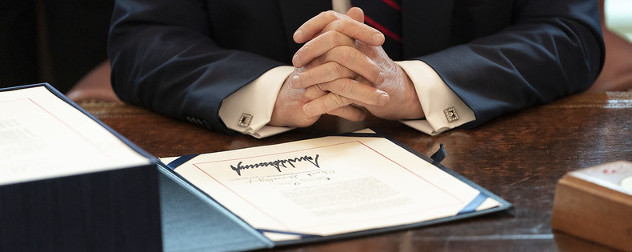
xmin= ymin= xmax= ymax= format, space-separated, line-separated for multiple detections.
xmin=107 ymin=0 xmax=285 ymax=133
xmin=417 ymin=0 xmax=604 ymax=128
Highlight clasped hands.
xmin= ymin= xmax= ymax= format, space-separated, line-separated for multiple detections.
xmin=270 ymin=7 xmax=425 ymax=127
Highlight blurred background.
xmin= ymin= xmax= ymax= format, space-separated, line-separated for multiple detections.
xmin=0 ymin=0 xmax=630 ymax=100
xmin=605 ymin=0 xmax=632 ymax=41
xmin=0 ymin=0 xmax=112 ymax=94
xmin=589 ymin=0 xmax=632 ymax=92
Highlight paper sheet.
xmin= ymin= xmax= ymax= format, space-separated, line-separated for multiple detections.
xmin=0 ymin=86 xmax=150 ymax=185
xmin=165 ymin=135 xmax=501 ymax=240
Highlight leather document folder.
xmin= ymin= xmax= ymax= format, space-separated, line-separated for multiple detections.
xmin=158 ymin=130 xmax=512 ymax=251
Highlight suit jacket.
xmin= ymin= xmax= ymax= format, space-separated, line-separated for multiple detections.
xmin=108 ymin=0 xmax=603 ymax=134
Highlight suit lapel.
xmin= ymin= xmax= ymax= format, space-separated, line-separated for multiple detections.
xmin=401 ymin=0 xmax=455 ymax=57
xmin=278 ymin=0 xmax=331 ymax=57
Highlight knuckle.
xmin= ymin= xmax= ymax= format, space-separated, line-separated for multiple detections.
xmin=303 ymin=86 xmax=318 ymax=98
xmin=332 ymin=19 xmax=346 ymax=31
xmin=323 ymin=10 xmax=337 ymax=19
xmin=337 ymin=79 xmax=354 ymax=95
xmin=316 ymin=83 xmax=327 ymax=92
xmin=370 ymin=66 xmax=383 ymax=83
xmin=324 ymin=31 xmax=339 ymax=45
xmin=330 ymin=62 xmax=346 ymax=76
xmin=328 ymin=93 xmax=346 ymax=107
xmin=337 ymin=33 xmax=355 ymax=47
xmin=337 ymin=19 xmax=354 ymax=33
xmin=331 ymin=19 xmax=342 ymax=29
xmin=339 ymin=18 xmax=352 ymax=26
xmin=331 ymin=31 xmax=344 ymax=45
xmin=341 ymin=19 xmax=363 ymax=36
xmin=315 ymin=99 xmax=329 ymax=113
xmin=334 ymin=47 xmax=354 ymax=66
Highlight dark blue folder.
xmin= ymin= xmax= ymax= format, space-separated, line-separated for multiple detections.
xmin=159 ymin=132 xmax=512 ymax=252
xmin=0 ymin=83 xmax=162 ymax=251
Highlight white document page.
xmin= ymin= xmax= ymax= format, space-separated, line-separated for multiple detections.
xmin=165 ymin=135 xmax=501 ymax=240
xmin=0 ymin=86 xmax=151 ymax=186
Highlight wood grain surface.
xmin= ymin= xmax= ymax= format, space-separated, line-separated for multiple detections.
xmin=80 ymin=91 xmax=632 ymax=251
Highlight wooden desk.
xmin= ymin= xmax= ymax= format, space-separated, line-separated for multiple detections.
xmin=80 ymin=91 xmax=632 ymax=251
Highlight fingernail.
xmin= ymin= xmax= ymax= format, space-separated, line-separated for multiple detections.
xmin=290 ymin=75 xmax=300 ymax=88
xmin=303 ymin=104 xmax=315 ymax=116
xmin=378 ymin=92 xmax=389 ymax=106
xmin=294 ymin=29 xmax=303 ymax=40
xmin=373 ymin=33 xmax=384 ymax=45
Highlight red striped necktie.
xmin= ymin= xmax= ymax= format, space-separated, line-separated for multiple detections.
xmin=351 ymin=0 xmax=403 ymax=59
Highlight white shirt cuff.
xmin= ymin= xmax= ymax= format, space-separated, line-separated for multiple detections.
xmin=219 ymin=66 xmax=295 ymax=138
xmin=395 ymin=60 xmax=476 ymax=135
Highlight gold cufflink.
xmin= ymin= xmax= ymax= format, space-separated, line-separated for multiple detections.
xmin=238 ymin=113 xmax=253 ymax=127
xmin=444 ymin=107 xmax=459 ymax=123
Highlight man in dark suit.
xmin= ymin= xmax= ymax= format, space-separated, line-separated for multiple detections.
xmin=108 ymin=0 xmax=603 ymax=137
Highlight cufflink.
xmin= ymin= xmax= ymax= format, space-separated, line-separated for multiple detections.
xmin=444 ymin=107 xmax=459 ymax=123
xmin=238 ymin=113 xmax=253 ymax=127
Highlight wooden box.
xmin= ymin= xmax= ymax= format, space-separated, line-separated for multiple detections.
xmin=552 ymin=161 xmax=632 ymax=251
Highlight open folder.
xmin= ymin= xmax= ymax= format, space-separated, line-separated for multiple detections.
xmin=159 ymin=130 xmax=511 ymax=251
